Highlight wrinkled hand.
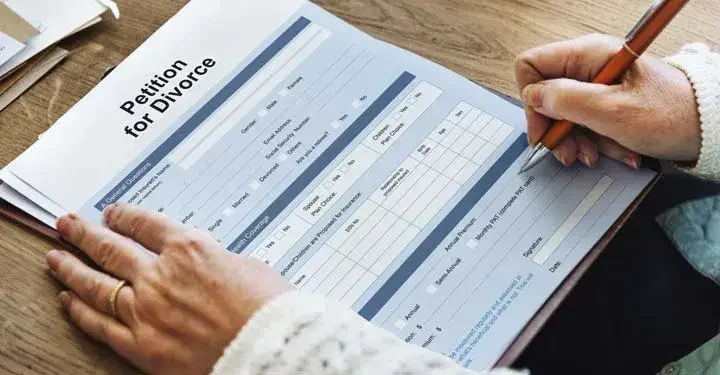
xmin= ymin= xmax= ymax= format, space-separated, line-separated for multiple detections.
xmin=515 ymin=33 xmax=702 ymax=168
xmin=46 ymin=203 xmax=293 ymax=375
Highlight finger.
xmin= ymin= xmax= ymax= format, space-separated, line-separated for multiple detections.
xmin=56 ymin=214 xmax=152 ymax=282
xmin=48 ymin=250 xmax=135 ymax=325
xmin=576 ymin=132 xmax=599 ymax=168
xmin=525 ymin=106 xmax=549 ymax=146
xmin=521 ymin=78 xmax=630 ymax=140
xmin=551 ymin=136 xmax=578 ymax=167
xmin=104 ymin=203 xmax=188 ymax=253
xmin=595 ymin=136 xmax=641 ymax=169
xmin=515 ymin=33 xmax=623 ymax=90
xmin=60 ymin=291 xmax=135 ymax=357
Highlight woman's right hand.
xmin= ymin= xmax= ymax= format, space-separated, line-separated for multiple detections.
xmin=515 ymin=34 xmax=702 ymax=169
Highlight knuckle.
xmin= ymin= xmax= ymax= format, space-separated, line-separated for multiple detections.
xmin=97 ymin=320 xmax=112 ymax=342
xmin=55 ymin=256 xmax=74 ymax=280
xmin=61 ymin=268 xmax=80 ymax=289
xmin=140 ymin=338 xmax=171 ymax=364
xmin=127 ymin=213 xmax=150 ymax=239
xmin=586 ymin=32 xmax=606 ymax=41
xmin=514 ymin=50 xmax=535 ymax=73
xmin=585 ymin=32 xmax=612 ymax=43
xmin=564 ymin=47 xmax=585 ymax=77
xmin=544 ymin=82 xmax=564 ymax=108
xmin=94 ymin=239 xmax=118 ymax=269
xmin=514 ymin=51 xmax=528 ymax=68
xmin=167 ymin=232 xmax=209 ymax=254
xmin=245 ymin=256 xmax=271 ymax=270
xmin=585 ymin=33 xmax=622 ymax=50
xmin=74 ymin=223 xmax=89 ymax=246
xmin=86 ymin=276 xmax=106 ymax=303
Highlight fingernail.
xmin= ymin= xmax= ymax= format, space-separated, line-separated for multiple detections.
xmin=582 ymin=153 xmax=594 ymax=168
xmin=526 ymin=134 xmax=534 ymax=146
xmin=47 ymin=250 xmax=64 ymax=271
xmin=56 ymin=214 xmax=76 ymax=235
xmin=522 ymin=84 xmax=544 ymax=109
xmin=554 ymin=150 xmax=568 ymax=166
xmin=625 ymin=156 xmax=639 ymax=169
xmin=59 ymin=291 xmax=71 ymax=309
xmin=103 ymin=203 xmax=117 ymax=224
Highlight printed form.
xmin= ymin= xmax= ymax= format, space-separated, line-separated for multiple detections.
xmin=0 ymin=0 xmax=656 ymax=370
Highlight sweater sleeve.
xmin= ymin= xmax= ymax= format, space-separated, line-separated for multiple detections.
xmin=210 ymin=291 xmax=529 ymax=375
xmin=665 ymin=43 xmax=720 ymax=181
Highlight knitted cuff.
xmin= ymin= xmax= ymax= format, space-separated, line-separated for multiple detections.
xmin=210 ymin=290 xmax=326 ymax=375
xmin=210 ymin=290 xmax=529 ymax=375
xmin=665 ymin=43 xmax=720 ymax=180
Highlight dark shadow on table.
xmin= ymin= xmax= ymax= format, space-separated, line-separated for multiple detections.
xmin=515 ymin=173 xmax=720 ymax=375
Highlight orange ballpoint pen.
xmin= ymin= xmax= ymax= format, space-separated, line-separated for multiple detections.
xmin=519 ymin=0 xmax=690 ymax=173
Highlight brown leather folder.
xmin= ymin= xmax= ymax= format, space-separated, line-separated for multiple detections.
xmin=0 ymin=88 xmax=662 ymax=367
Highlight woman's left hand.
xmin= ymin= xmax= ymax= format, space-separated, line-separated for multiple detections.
xmin=46 ymin=203 xmax=293 ymax=375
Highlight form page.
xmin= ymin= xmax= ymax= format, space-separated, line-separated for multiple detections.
xmin=75 ymin=4 xmax=656 ymax=370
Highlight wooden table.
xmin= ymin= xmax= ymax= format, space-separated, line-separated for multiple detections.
xmin=1 ymin=0 xmax=718 ymax=373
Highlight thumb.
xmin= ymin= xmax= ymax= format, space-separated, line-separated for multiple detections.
xmin=522 ymin=78 xmax=626 ymax=137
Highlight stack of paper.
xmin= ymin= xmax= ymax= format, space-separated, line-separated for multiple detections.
xmin=0 ymin=2 xmax=38 ymax=67
xmin=0 ymin=0 xmax=659 ymax=371
xmin=0 ymin=0 xmax=119 ymax=111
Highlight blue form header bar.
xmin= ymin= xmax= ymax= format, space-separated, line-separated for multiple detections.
xmin=94 ymin=17 xmax=313 ymax=211
xmin=358 ymin=135 xmax=529 ymax=320
xmin=228 ymin=71 xmax=417 ymax=253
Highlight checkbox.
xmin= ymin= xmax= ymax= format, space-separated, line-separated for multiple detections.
xmin=351 ymin=100 xmax=363 ymax=109
xmin=392 ymin=112 xmax=402 ymax=120
xmin=222 ymin=207 xmax=235 ymax=217
xmin=407 ymin=97 xmax=418 ymax=105
xmin=395 ymin=319 xmax=407 ymax=330
xmin=330 ymin=120 xmax=342 ymax=129
xmin=279 ymin=89 xmax=289 ymax=97
xmin=251 ymin=181 xmax=261 ymax=190
xmin=323 ymin=181 xmax=334 ymax=190
xmin=258 ymin=109 xmax=268 ymax=118
xmin=339 ymin=164 xmax=350 ymax=172
xmin=466 ymin=239 xmax=478 ymax=249
xmin=278 ymin=154 xmax=288 ymax=162
xmin=426 ymin=284 xmax=438 ymax=295
xmin=274 ymin=231 xmax=286 ymax=240
xmin=256 ymin=249 xmax=267 ymax=257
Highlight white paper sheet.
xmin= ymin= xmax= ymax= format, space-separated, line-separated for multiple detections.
xmin=0 ymin=0 xmax=306 ymax=212
xmin=0 ymin=31 xmax=24 ymax=67
xmin=0 ymin=183 xmax=56 ymax=227
xmin=0 ymin=47 xmax=69 ymax=112
xmin=0 ymin=0 xmax=658 ymax=370
xmin=0 ymin=0 xmax=111 ymax=77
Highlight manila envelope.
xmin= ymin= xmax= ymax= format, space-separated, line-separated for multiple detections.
xmin=0 ymin=2 xmax=39 ymax=43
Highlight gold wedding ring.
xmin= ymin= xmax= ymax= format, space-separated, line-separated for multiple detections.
xmin=109 ymin=280 xmax=128 ymax=319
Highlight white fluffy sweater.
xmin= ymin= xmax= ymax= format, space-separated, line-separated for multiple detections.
xmin=211 ymin=45 xmax=720 ymax=375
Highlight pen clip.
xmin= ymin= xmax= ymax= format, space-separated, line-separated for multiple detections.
xmin=625 ymin=0 xmax=666 ymax=40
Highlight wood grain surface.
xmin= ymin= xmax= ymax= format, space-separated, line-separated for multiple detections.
xmin=1 ymin=1 xmax=718 ymax=374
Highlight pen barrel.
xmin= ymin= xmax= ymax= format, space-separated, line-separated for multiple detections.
xmin=541 ymin=119 xmax=575 ymax=149
xmin=540 ymin=47 xmax=636 ymax=149
xmin=627 ymin=0 xmax=690 ymax=56
xmin=591 ymin=47 xmax=636 ymax=85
